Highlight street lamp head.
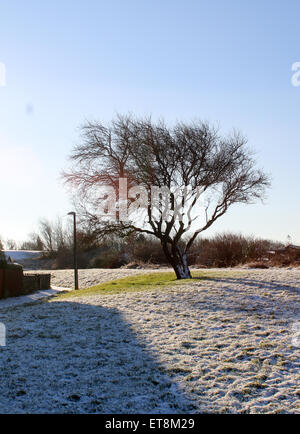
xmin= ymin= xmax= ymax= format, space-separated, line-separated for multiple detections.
xmin=67 ymin=211 xmax=76 ymax=216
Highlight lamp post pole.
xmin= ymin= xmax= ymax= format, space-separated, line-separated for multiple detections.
xmin=68 ymin=212 xmax=79 ymax=290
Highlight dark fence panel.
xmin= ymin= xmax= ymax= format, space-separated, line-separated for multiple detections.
xmin=0 ymin=272 xmax=51 ymax=299
xmin=3 ymin=268 xmax=24 ymax=298
xmin=0 ymin=270 xmax=4 ymax=299
xmin=23 ymin=274 xmax=51 ymax=294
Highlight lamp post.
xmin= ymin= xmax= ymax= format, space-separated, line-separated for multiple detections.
xmin=68 ymin=212 xmax=79 ymax=290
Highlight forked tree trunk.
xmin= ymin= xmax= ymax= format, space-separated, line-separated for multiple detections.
xmin=162 ymin=242 xmax=192 ymax=280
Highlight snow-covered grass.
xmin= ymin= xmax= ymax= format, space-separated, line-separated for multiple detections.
xmin=0 ymin=268 xmax=299 ymax=413
xmin=25 ymin=267 xmax=241 ymax=290
xmin=54 ymin=270 xmax=243 ymax=298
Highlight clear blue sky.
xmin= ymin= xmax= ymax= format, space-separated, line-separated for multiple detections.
xmin=0 ymin=0 xmax=299 ymax=244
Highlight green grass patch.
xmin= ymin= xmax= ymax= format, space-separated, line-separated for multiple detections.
xmin=53 ymin=269 xmax=244 ymax=300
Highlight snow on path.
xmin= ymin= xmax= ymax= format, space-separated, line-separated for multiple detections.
xmin=0 ymin=268 xmax=299 ymax=414
xmin=0 ymin=286 xmax=71 ymax=310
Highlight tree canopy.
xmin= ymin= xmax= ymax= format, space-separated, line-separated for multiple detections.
xmin=63 ymin=114 xmax=270 ymax=279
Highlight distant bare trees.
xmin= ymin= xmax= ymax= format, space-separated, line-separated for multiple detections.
xmin=6 ymin=239 xmax=18 ymax=250
xmin=64 ymin=114 xmax=270 ymax=278
xmin=36 ymin=218 xmax=72 ymax=253
xmin=20 ymin=233 xmax=44 ymax=251
xmin=19 ymin=218 xmax=72 ymax=253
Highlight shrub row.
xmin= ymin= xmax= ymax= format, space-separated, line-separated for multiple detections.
xmin=42 ymin=233 xmax=285 ymax=269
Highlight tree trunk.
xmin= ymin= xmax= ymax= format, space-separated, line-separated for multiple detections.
xmin=162 ymin=242 xmax=192 ymax=280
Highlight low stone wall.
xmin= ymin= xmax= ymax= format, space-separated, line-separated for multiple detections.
xmin=23 ymin=274 xmax=51 ymax=294
xmin=0 ymin=272 xmax=51 ymax=299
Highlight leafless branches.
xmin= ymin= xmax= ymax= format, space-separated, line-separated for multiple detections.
xmin=62 ymin=114 xmax=270 ymax=279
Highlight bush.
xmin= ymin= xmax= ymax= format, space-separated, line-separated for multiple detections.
xmin=268 ymin=246 xmax=300 ymax=267
xmin=247 ymin=261 xmax=269 ymax=269
xmin=91 ymin=251 xmax=126 ymax=268
xmin=18 ymin=228 xmax=289 ymax=270
xmin=127 ymin=236 xmax=167 ymax=265
xmin=190 ymin=233 xmax=282 ymax=268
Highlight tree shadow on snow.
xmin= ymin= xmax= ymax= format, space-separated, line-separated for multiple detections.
xmin=205 ymin=276 xmax=300 ymax=294
xmin=0 ymin=300 xmax=197 ymax=414
xmin=177 ymin=276 xmax=298 ymax=320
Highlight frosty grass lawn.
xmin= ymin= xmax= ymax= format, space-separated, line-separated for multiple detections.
xmin=0 ymin=268 xmax=299 ymax=413
xmin=55 ymin=270 xmax=235 ymax=298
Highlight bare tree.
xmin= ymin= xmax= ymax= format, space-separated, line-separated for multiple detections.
xmin=38 ymin=218 xmax=70 ymax=252
xmin=63 ymin=114 xmax=270 ymax=279
xmin=20 ymin=233 xmax=44 ymax=251
xmin=39 ymin=219 xmax=54 ymax=252
xmin=6 ymin=239 xmax=18 ymax=250
xmin=52 ymin=217 xmax=67 ymax=251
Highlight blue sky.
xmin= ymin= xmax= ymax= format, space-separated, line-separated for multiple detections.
xmin=0 ymin=0 xmax=300 ymax=244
